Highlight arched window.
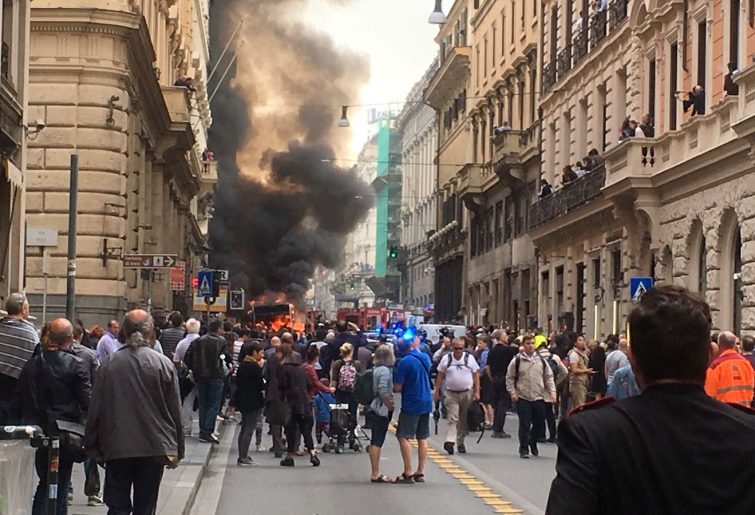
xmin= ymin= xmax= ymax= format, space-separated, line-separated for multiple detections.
xmin=687 ymin=219 xmax=706 ymax=293
xmin=719 ymin=210 xmax=742 ymax=332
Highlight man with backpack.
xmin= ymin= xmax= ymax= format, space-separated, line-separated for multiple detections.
xmin=506 ymin=334 xmax=556 ymax=459
xmin=537 ymin=339 xmax=568 ymax=442
xmin=433 ymin=338 xmax=480 ymax=455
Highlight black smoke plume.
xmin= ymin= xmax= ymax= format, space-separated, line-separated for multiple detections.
xmin=208 ymin=0 xmax=373 ymax=307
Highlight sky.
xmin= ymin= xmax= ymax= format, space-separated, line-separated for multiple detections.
xmin=303 ymin=0 xmax=440 ymax=158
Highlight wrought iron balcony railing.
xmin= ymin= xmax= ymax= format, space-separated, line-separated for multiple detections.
xmin=528 ymin=165 xmax=606 ymax=229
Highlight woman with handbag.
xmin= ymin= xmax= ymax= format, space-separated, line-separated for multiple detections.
xmin=10 ymin=318 xmax=91 ymax=515
xmin=277 ymin=343 xmax=320 ymax=467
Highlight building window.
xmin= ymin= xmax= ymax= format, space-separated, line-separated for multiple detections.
xmin=550 ymin=7 xmax=558 ymax=65
xmin=483 ymin=37 xmax=488 ymax=78
xmin=518 ymin=78 xmax=525 ymax=129
xmin=719 ymin=211 xmax=741 ymax=332
xmin=576 ymin=263 xmax=586 ymax=335
xmin=511 ymin=1 xmax=516 ymax=43
xmin=495 ymin=201 xmax=503 ymax=245
xmin=1 ymin=0 xmax=14 ymax=83
xmin=648 ymin=58 xmax=656 ymax=128
xmin=669 ymin=42 xmax=678 ymax=130
xmin=492 ymin=24 xmax=497 ymax=68
xmin=697 ymin=20 xmax=707 ymax=90
xmin=730 ymin=0 xmax=740 ymax=68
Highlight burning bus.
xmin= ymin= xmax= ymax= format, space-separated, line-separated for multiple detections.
xmin=248 ymin=302 xmax=307 ymax=333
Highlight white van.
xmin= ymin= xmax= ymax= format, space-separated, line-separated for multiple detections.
xmin=419 ymin=324 xmax=468 ymax=344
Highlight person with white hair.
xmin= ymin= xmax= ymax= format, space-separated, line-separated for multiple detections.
xmin=174 ymin=318 xmax=199 ymax=435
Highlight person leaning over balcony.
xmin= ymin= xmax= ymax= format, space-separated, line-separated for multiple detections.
xmin=588 ymin=148 xmax=604 ymax=168
xmin=539 ymin=179 xmax=553 ymax=199
xmin=561 ymin=166 xmax=578 ymax=187
xmin=724 ymin=62 xmax=739 ymax=97
xmin=677 ymin=85 xmax=705 ymax=116
xmin=638 ymin=114 xmax=654 ymax=137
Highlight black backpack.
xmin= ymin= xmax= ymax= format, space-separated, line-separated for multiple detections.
xmin=466 ymin=401 xmax=486 ymax=443
xmin=514 ymin=353 xmax=558 ymax=383
xmin=354 ymin=369 xmax=375 ymax=406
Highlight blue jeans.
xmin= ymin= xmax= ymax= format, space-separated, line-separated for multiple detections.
xmin=33 ymin=447 xmax=73 ymax=515
xmin=196 ymin=379 xmax=223 ymax=439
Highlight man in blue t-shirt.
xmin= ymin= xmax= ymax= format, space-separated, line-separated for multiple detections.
xmin=393 ymin=334 xmax=433 ymax=483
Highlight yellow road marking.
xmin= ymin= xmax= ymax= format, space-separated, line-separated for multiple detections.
xmin=484 ymin=499 xmax=512 ymax=506
xmin=475 ymin=492 xmax=502 ymax=499
xmin=493 ymin=508 xmax=523 ymax=514
xmin=460 ymin=479 xmax=485 ymax=486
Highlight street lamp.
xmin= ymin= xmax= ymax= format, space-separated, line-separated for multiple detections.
xmin=338 ymin=105 xmax=350 ymax=128
xmin=428 ymin=0 xmax=446 ymax=24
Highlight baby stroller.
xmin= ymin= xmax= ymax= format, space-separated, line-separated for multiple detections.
xmin=321 ymin=403 xmax=369 ymax=454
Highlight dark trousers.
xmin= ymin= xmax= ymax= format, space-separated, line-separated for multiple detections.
xmin=33 ymin=447 xmax=73 ymax=515
xmin=270 ymin=424 xmax=284 ymax=452
xmin=238 ymin=408 xmax=263 ymax=458
xmin=196 ymin=379 xmax=223 ymax=439
xmin=516 ymin=399 xmax=545 ymax=455
xmin=492 ymin=378 xmax=511 ymax=433
xmin=104 ymin=457 xmax=164 ymax=515
xmin=544 ymin=402 xmax=556 ymax=439
xmin=284 ymin=413 xmax=315 ymax=454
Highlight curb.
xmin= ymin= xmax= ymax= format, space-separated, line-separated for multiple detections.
xmin=181 ymin=423 xmax=226 ymax=515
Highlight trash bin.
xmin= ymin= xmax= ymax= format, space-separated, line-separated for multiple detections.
xmin=0 ymin=426 xmax=56 ymax=515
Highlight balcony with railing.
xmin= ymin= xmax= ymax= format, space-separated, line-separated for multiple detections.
xmin=604 ymin=94 xmax=741 ymax=196
xmin=492 ymin=128 xmax=537 ymax=185
xmin=528 ymin=164 xmax=606 ymax=229
xmin=424 ymin=46 xmax=472 ymax=109
xmin=545 ymin=0 xmax=628 ymax=90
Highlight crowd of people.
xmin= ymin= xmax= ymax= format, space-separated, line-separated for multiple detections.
xmin=2 ymin=284 xmax=755 ymax=512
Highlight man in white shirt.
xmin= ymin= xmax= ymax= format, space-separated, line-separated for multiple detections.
xmin=433 ymin=338 xmax=480 ymax=455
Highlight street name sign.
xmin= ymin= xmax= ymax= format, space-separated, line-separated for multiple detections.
xmin=123 ymin=254 xmax=177 ymax=269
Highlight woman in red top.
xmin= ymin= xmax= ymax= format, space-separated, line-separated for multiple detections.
xmin=304 ymin=345 xmax=332 ymax=401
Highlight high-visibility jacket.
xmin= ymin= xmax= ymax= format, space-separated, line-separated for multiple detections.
xmin=705 ymin=349 xmax=755 ymax=406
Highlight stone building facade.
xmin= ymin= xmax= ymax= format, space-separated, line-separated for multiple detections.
xmin=24 ymin=0 xmax=214 ymax=325
xmin=462 ymin=0 xmax=541 ymax=330
xmin=531 ymin=0 xmax=755 ymax=338
xmin=398 ymin=60 xmax=438 ymax=314
xmin=425 ymin=0 xmax=472 ymax=323
xmin=0 ymin=0 xmax=31 ymax=303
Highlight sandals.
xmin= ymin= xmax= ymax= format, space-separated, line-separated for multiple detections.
xmin=412 ymin=473 xmax=426 ymax=483
xmin=371 ymin=474 xmax=394 ymax=484
xmin=394 ymin=473 xmax=414 ymax=484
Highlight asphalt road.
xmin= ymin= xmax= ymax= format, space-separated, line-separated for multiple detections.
xmin=192 ymin=412 xmax=555 ymax=515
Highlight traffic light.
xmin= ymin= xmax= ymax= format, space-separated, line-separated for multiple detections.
xmin=389 ymin=246 xmax=398 ymax=259
xmin=350 ymin=282 xmax=356 ymax=291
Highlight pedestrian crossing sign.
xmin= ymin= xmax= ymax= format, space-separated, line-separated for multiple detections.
xmin=198 ymin=270 xmax=213 ymax=297
xmin=630 ymin=277 xmax=654 ymax=303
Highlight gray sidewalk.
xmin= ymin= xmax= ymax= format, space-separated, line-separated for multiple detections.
xmin=68 ymin=419 xmax=225 ymax=515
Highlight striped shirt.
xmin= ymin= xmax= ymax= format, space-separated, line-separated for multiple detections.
xmin=0 ymin=317 xmax=40 ymax=380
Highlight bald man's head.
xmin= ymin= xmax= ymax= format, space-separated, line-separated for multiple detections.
xmin=122 ymin=309 xmax=154 ymax=346
xmin=270 ymin=336 xmax=281 ymax=348
xmin=48 ymin=318 xmax=74 ymax=348
xmin=281 ymin=332 xmax=294 ymax=345
xmin=718 ymin=331 xmax=737 ymax=350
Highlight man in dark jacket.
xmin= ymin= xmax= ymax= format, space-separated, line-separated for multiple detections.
xmin=85 ymin=309 xmax=183 ymax=515
xmin=547 ymin=285 xmax=755 ymax=514
xmin=184 ymin=319 xmax=227 ymax=443
xmin=232 ymin=342 xmax=265 ymax=466
xmin=486 ymin=330 xmax=518 ymax=439
xmin=11 ymin=317 xmax=90 ymax=515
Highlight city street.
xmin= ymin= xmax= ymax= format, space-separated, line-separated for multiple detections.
xmin=191 ymin=413 xmax=554 ymax=515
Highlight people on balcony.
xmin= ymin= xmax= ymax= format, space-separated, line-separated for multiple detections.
xmin=493 ymin=121 xmax=512 ymax=136
xmin=724 ymin=62 xmax=739 ymax=97
xmin=677 ymin=85 xmax=705 ymax=116
xmin=561 ymin=166 xmax=579 ymax=187
xmin=638 ymin=114 xmax=654 ymax=137
xmin=588 ymin=148 xmax=604 ymax=168
xmin=539 ymin=179 xmax=553 ymax=199
xmin=202 ymin=148 xmax=215 ymax=174
xmin=174 ymin=76 xmax=197 ymax=93
xmin=618 ymin=118 xmax=638 ymax=141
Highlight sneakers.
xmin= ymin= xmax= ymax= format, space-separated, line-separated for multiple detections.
xmin=199 ymin=434 xmax=220 ymax=444
xmin=443 ymin=441 xmax=455 ymax=455
xmin=87 ymin=495 xmax=104 ymax=507
xmin=491 ymin=431 xmax=511 ymax=439
xmin=530 ymin=447 xmax=539 ymax=457
xmin=310 ymin=454 xmax=321 ymax=467
xmin=280 ymin=457 xmax=295 ymax=467
xmin=237 ymin=456 xmax=256 ymax=467
xmin=519 ymin=452 xmax=530 ymax=459
xmin=67 ymin=493 xmax=73 ymax=506
xmin=255 ymin=443 xmax=263 ymax=452
xmin=457 ymin=443 xmax=467 ymax=454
